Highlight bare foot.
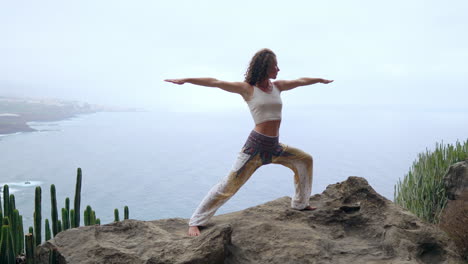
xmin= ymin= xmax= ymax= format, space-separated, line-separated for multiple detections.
xmin=300 ymin=206 xmax=317 ymax=211
xmin=188 ymin=226 xmax=201 ymax=236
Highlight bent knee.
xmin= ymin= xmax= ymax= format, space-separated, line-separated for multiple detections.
xmin=304 ymin=153 xmax=313 ymax=165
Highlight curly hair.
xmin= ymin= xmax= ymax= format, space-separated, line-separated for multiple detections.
xmin=244 ymin=48 xmax=276 ymax=86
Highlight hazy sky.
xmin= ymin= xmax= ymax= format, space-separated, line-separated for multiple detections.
xmin=1 ymin=0 xmax=467 ymax=111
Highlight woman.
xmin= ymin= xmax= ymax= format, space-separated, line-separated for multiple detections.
xmin=165 ymin=48 xmax=333 ymax=236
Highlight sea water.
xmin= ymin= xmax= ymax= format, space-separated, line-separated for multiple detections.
xmin=1 ymin=105 xmax=467 ymax=230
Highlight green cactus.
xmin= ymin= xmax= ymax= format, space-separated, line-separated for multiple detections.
xmin=74 ymin=168 xmax=82 ymax=227
xmin=25 ymin=233 xmax=35 ymax=264
xmin=90 ymin=210 xmax=96 ymax=225
xmin=0 ymin=191 xmax=3 ymax=221
xmin=3 ymin=184 xmax=10 ymax=220
xmin=49 ymin=247 xmax=58 ymax=264
xmin=9 ymin=194 xmax=16 ymax=212
xmin=13 ymin=209 xmax=23 ymax=255
xmin=1 ymin=225 xmax=16 ymax=264
xmin=0 ymin=167 xmax=130 ymax=262
xmin=19 ymin=215 xmax=24 ymax=256
xmin=9 ymin=196 xmax=18 ymax=256
xmin=65 ymin=197 xmax=70 ymax=212
xmin=34 ymin=186 xmax=42 ymax=246
xmin=70 ymin=209 xmax=76 ymax=228
xmin=65 ymin=197 xmax=71 ymax=229
xmin=84 ymin=205 xmax=92 ymax=226
xmin=61 ymin=208 xmax=69 ymax=231
xmin=124 ymin=206 xmax=129 ymax=220
xmin=45 ymin=219 xmax=51 ymax=241
xmin=50 ymin=185 xmax=59 ymax=237
xmin=0 ymin=225 xmax=6 ymax=263
xmin=114 ymin=209 xmax=120 ymax=222
xmin=10 ymin=210 xmax=17 ymax=253
xmin=83 ymin=209 xmax=88 ymax=226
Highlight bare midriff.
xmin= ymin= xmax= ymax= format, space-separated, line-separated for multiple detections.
xmin=254 ymin=119 xmax=281 ymax=137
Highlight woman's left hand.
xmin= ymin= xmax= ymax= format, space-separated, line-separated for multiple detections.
xmin=320 ymin=79 xmax=334 ymax=84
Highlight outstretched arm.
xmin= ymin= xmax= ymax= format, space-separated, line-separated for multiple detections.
xmin=165 ymin=78 xmax=249 ymax=96
xmin=275 ymin=78 xmax=333 ymax=92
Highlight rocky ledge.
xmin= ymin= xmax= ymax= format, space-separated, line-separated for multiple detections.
xmin=36 ymin=177 xmax=463 ymax=264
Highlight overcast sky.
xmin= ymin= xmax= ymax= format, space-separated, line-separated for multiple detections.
xmin=1 ymin=0 xmax=467 ymax=111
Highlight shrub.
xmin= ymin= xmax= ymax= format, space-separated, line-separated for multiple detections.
xmin=394 ymin=139 xmax=468 ymax=223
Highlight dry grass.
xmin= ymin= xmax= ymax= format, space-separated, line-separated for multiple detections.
xmin=439 ymin=192 xmax=468 ymax=260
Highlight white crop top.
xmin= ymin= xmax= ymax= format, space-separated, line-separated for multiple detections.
xmin=245 ymin=83 xmax=282 ymax=125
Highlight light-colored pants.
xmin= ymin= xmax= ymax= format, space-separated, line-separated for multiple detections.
xmin=189 ymin=130 xmax=313 ymax=227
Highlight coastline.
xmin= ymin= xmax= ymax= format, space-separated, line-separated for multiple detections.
xmin=0 ymin=96 xmax=141 ymax=137
xmin=0 ymin=112 xmax=91 ymax=136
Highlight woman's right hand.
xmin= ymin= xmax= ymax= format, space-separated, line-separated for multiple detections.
xmin=164 ymin=79 xmax=186 ymax=85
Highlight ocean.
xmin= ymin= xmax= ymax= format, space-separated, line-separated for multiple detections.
xmin=1 ymin=105 xmax=467 ymax=230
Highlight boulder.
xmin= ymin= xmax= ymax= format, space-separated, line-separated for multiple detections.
xmin=36 ymin=177 xmax=463 ymax=264
xmin=443 ymin=160 xmax=468 ymax=201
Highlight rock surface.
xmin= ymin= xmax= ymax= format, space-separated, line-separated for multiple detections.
xmin=444 ymin=160 xmax=468 ymax=201
xmin=36 ymin=177 xmax=463 ymax=264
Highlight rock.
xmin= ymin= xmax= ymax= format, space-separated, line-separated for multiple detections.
xmin=37 ymin=220 xmax=232 ymax=264
xmin=36 ymin=177 xmax=463 ymax=264
xmin=444 ymin=160 xmax=468 ymax=200
xmin=441 ymin=161 xmax=468 ymax=259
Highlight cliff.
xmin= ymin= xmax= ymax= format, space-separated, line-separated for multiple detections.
xmin=36 ymin=177 xmax=463 ymax=264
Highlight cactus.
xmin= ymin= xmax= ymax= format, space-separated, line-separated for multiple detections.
xmin=124 ymin=206 xmax=129 ymax=220
xmin=61 ymin=208 xmax=69 ymax=231
xmin=0 ymin=226 xmax=7 ymax=263
xmin=70 ymin=209 xmax=76 ymax=228
xmin=65 ymin=197 xmax=70 ymax=212
xmin=65 ymin=197 xmax=71 ymax=229
xmin=1 ymin=225 xmax=16 ymax=264
xmin=9 ymin=194 xmax=16 ymax=212
xmin=0 ymin=167 xmax=130 ymax=262
xmin=0 ymin=225 xmax=7 ymax=263
xmin=10 ymin=210 xmax=17 ymax=253
xmin=3 ymin=184 xmax=10 ymax=220
xmin=91 ymin=210 xmax=96 ymax=225
xmin=45 ymin=219 xmax=51 ymax=241
xmin=49 ymin=247 xmax=58 ymax=264
xmin=50 ymin=185 xmax=59 ymax=237
xmin=34 ymin=186 xmax=42 ymax=246
xmin=0 ymin=190 xmax=3 ymax=221
xmin=84 ymin=205 xmax=92 ymax=226
xmin=19 ymin=215 xmax=24 ymax=256
xmin=114 ymin=209 xmax=119 ymax=222
xmin=7 ymin=225 xmax=15 ymax=262
xmin=25 ymin=233 xmax=35 ymax=264
xmin=3 ymin=193 xmax=20 ymax=256
xmin=74 ymin=168 xmax=82 ymax=227
xmin=13 ymin=209 xmax=23 ymax=255
xmin=83 ymin=208 xmax=88 ymax=226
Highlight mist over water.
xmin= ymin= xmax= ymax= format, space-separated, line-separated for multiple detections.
xmin=1 ymin=105 xmax=467 ymax=230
